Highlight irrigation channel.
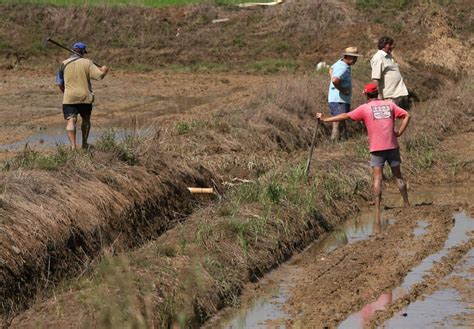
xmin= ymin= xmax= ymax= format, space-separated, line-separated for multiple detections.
xmin=205 ymin=183 xmax=474 ymax=328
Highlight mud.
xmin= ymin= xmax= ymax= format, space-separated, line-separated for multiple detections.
xmin=208 ymin=183 xmax=474 ymax=329
xmin=0 ymin=69 xmax=273 ymax=160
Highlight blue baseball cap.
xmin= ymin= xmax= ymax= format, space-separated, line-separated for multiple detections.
xmin=72 ymin=42 xmax=87 ymax=53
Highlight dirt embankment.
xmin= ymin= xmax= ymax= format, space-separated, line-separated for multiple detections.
xmin=0 ymin=149 xmax=217 ymax=314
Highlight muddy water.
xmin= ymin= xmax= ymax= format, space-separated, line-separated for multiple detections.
xmin=339 ymin=211 xmax=474 ymax=328
xmin=211 ymin=184 xmax=473 ymax=329
xmin=382 ymin=248 xmax=474 ymax=328
xmin=0 ymin=125 xmax=155 ymax=151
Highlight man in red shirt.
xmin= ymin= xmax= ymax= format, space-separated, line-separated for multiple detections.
xmin=316 ymin=83 xmax=411 ymax=223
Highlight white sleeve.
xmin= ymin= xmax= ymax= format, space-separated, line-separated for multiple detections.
xmin=370 ymin=54 xmax=383 ymax=80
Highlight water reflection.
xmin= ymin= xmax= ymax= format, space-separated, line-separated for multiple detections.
xmin=216 ymin=205 xmax=394 ymax=328
xmin=339 ymin=211 xmax=474 ymax=328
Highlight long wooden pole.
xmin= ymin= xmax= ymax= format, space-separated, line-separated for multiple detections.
xmin=304 ymin=119 xmax=319 ymax=180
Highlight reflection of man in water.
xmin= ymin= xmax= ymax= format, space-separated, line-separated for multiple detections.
xmin=358 ymin=291 xmax=393 ymax=326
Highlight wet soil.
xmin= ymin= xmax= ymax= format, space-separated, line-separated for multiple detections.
xmin=210 ymin=193 xmax=473 ymax=329
xmin=0 ymin=69 xmax=274 ymax=160
xmin=205 ymin=134 xmax=474 ymax=329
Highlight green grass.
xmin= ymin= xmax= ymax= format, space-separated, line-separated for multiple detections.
xmin=2 ymin=147 xmax=71 ymax=171
xmin=0 ymin=0 xmax=272 ymax=7
xmin=95 ymin=130 xmax=140 ymax=165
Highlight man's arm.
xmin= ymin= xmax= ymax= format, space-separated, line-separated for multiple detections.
xmin=90 ymin=62 xmax=109 ymax=80
xmin=395 ymin=112 xmax=411 ymax=137
xmin=316 ymin=112 xmax=351 ymax=122
xmin=371 ymin=55 xmax=384 ymax=99
xmin=371 ymin=78 xmax=383 ymax=99
xmin=332 ymin=76 xmax=350 ymax=96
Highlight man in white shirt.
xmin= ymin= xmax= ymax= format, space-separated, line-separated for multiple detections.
xmin=370 ymin=36 xmax=410 ymax=110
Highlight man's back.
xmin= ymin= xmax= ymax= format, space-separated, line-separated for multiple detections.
xmin=62 ymin=57 xmax=103 ymax=104
xmin=348 ymin=99 xmax=408 ymax=152
xmin=328 ymin=59 xmax=352 ymax=103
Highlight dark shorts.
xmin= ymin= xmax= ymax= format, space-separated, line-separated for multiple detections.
xmin=370 ymin=148 xmax=401 ymax=168
xmin=63 ymin=103 xmax=92 ymax=120
xmin=392 ymin=96 xmax=411 ymax=111
xmin=329 ymin=102 xmax=350 ymax=116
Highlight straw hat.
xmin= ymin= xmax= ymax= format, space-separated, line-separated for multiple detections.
xmin=341 ymin=46 xmax=362 ymax=57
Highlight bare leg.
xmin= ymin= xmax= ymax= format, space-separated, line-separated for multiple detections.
xmin=391 ymin=166 xmax=410 ymax=207
xmin=331 ymin=122 xmax=340 ymax=141
xmin=81 ymin=115 xmax=91 ymax=149
xmin=372 ymin=166 xmax=383 ymax=226
xmin=66 ymin=116 xmax=77 ymax=150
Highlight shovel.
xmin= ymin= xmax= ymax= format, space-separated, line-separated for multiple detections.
xmin=45 ymin=37 xmax=102 ymax=67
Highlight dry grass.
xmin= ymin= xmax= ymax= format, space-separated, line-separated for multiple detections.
xmin=0 ymin=142 xmax=217 ymax=316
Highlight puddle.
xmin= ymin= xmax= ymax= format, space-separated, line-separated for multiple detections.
xmin=413 ymin=220 xmax=429 ymax=237
xmin=383 ymin=249 xmax=474 ymax=328
xmin=210 ymin=184 xmax=473 ymax=329
xmin=215 ymin=276 xmax=292 ymax=329
xmin=338 ymin=211 xmax=474 ymax=328
xmin=382 ymin=289 xmax=472 ymax=328
xmin=400 ymin=212 xmax=474 ymax=291
xmin=385 ymin=184 xmax=473 ymax=207
xmin=0 ymin=125 xmax=155 ymax=151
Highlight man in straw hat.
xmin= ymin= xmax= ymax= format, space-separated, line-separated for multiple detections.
xmin=316 ymin=82 xmax=411 ymax=228
xmin=327 ymin=46 xmax=362 ymax=141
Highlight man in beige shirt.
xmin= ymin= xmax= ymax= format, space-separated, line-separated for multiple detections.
xmin=55 ymin=42 xmax=109 ymax=150
xmin=370 ymin=36 xmax=410 ymax=110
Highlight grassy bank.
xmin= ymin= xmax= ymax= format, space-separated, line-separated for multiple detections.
xmin=5 ymin=75 xmax=473 ymax=327
xmin=1 ymin=0 xmax=471 ymax=99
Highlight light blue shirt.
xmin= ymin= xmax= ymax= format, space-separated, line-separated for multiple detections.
xmin=328 ymin=59 xmax=352 ymax=104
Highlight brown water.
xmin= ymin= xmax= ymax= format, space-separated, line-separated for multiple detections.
xmin=0 ymin=125 xmax=156 ymax=151
xmin=339 ymin=211 xmax=474 ymax=329
xmin=210 ymin=184 xmax=473 ymax=329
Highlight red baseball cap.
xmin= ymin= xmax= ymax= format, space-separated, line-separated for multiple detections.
xmin=363 ymin=83 xmax=378 ymax=94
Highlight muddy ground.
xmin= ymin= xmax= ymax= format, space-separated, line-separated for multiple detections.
xmin=1 ymin=66 xmax=473 ymax=328
xmin=0 ymin=69 xmax=274 ymax=161
xmin=205 ymin=132 xmax=473 ymax=328
xmin=1 ymin=0 xmax=473 ymax=327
